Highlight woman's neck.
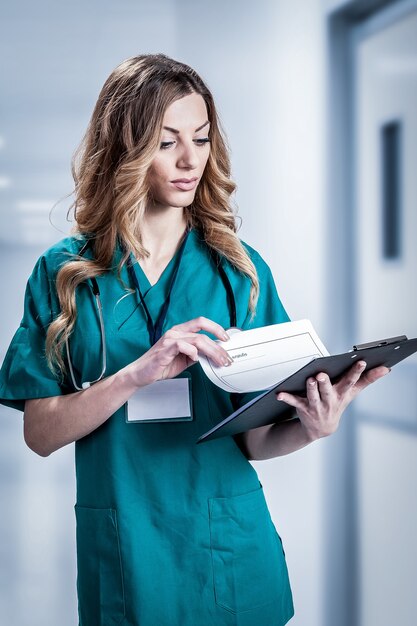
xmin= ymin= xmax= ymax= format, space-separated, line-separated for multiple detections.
xmin=137 ymin=207 xmax=188 ymax=285
xmin=140 ymin=207 xmax=188 ymax=260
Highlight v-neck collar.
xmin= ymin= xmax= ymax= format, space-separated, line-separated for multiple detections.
xmin=129 ymin=228 xmax=195 ymax=295
xmin=134 ymin=244 xmax=182 ymax=292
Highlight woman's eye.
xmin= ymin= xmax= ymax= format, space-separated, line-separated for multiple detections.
xmin=160 ymin=138 xmax=210 ymax=150
xmin=195 ymin=138 xmax=210 ymax=146
xmin=160 ymin=141 xmax=175 ymax=150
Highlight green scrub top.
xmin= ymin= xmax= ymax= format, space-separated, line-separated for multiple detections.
xmin=0 ymin=228 xmax=294 ymax=626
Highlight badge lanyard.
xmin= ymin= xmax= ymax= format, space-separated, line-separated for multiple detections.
xmin=127 ymin=232 xmax=237 ymax=345
xmin=126 ymin=230 xmax=190 ymax=346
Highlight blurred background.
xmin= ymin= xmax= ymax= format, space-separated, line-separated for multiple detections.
xmin=1 ymin=0 xmax=416 ymax=624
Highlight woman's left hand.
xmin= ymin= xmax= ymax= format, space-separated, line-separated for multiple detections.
xmin=276 ymin=361 xmax=390 ymax=442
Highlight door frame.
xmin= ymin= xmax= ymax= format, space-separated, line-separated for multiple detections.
xmin=324 ymin=1 xmax=417 ymax=625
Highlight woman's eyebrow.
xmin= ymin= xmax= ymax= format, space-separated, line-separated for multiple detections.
xmin=162 ymin=121 xmax=210 ymax=134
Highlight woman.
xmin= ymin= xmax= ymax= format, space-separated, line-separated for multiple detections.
xmin=0 ymin=54 xmax=388 ymax=625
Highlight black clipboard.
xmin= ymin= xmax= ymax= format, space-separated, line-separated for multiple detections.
xmin=197 ymin=335 xmax=417 ymax=444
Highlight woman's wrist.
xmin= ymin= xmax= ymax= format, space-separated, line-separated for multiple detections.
xmin=298 ymin=414 xmax=339 ymax=443
xmin=116 ymin=362 xmax=144 ymax=393
xmin=298 ymin=420 xmax=323 ymax=444
xmin=117 ymin=357 xmax=156 ymax=392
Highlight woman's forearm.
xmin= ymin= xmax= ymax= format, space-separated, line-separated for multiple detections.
xmin=23 ymin=317 xmax=232 ymax=458
xmin=24 ymin=362 xmax=140 ymax=457
xmin=238 ymin=418 xmax=316 ymax=461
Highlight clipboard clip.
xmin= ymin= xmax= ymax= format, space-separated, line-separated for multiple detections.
xmin=353 ymin=335 xmax=408 ymax=351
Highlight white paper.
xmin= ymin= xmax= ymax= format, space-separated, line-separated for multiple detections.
xmin=198 ymin=319 xmax=329 ymax=393
xmin=127 ymin=378 xmax=191 ymax=421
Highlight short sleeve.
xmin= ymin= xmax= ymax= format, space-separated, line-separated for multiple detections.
xmin=232 ymin=250 xmax=290 ymax=411
xmin=0 ymin=255 xmax=63 ymax=412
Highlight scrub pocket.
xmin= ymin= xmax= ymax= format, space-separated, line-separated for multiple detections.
xmin=75 ymin=505 xmax=126 ymax=625
xmin=208 ymin=484 xmax=290 ymax=615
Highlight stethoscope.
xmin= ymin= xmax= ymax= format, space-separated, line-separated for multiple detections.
xmin=66 ymin=231 xmax=237 ymax=391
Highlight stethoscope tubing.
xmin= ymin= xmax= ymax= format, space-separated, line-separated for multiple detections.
xmin=66 ymin=287 xmax=107 ymax=391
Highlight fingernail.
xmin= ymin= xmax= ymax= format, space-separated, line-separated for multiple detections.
xmin=277 ymin=394 xmax=284 ymax=401
xmin=222 ymin=332 xmax=230 ymax=341
xmin=309 ymin=380 xmax=316 ymax=386
xmin=358 ymin=361 xmax=366 ymax=368
xmin=317 ymin=376 xmax=325 ymax=383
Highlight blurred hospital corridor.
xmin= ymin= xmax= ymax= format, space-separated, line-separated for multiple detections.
xmin=1 ymin=0 xmax=417 ymax=624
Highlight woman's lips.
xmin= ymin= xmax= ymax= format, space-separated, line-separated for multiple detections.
xmin=170 ymin=178 xmax=198 ymax=191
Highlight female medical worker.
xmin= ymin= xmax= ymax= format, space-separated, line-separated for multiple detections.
xmin=0 ymin=54 xmax=389 ymax=626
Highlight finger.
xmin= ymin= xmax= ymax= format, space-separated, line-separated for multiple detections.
xmin=161 ymin=330 xmax=231 ymax=366
xmin=187 ymin=334 xmax=233 ymax=367
xmin=353 ymin=365 xmax=390 ymax=393
xmin=306 ymin=378 xmax=320 ymax=405
xmin=192 ymin=333 xmax=233 ymax=366
xmin=335 ymin=360 xmax=367 ymax=395
xmin=315 ymin=372 xmax=333 ymax=402
xmin=171 ymin=316 xmax=230 ymax=341
xmin=276 ymin=391 xmax=305 ymax=411
xmin=180 ymin=333 xmax=231 ymax=362
xmin=175 ymin=339 xmax=199 ymax=363
xmin=161 ymin=337 xmax=198 ymax=362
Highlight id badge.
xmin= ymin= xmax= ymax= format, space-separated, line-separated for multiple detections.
xmin=125 ymin=373 xmax=193 ymax=423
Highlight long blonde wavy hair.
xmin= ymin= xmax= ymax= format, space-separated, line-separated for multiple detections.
xmin=46 ymin=53 xmax=260 ymax=374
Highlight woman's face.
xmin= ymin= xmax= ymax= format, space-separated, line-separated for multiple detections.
xmin=147 ymin=92 xmax=211 ymax=210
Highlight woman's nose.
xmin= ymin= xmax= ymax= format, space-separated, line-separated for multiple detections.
xmin=177 ymin=142 xmax=198 ymax=169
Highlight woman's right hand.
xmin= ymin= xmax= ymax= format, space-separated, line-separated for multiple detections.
xmin=24 ymin=317 xmax=233 ymax=457
xmin=127 ymin=317 xmax=234 ymax=388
